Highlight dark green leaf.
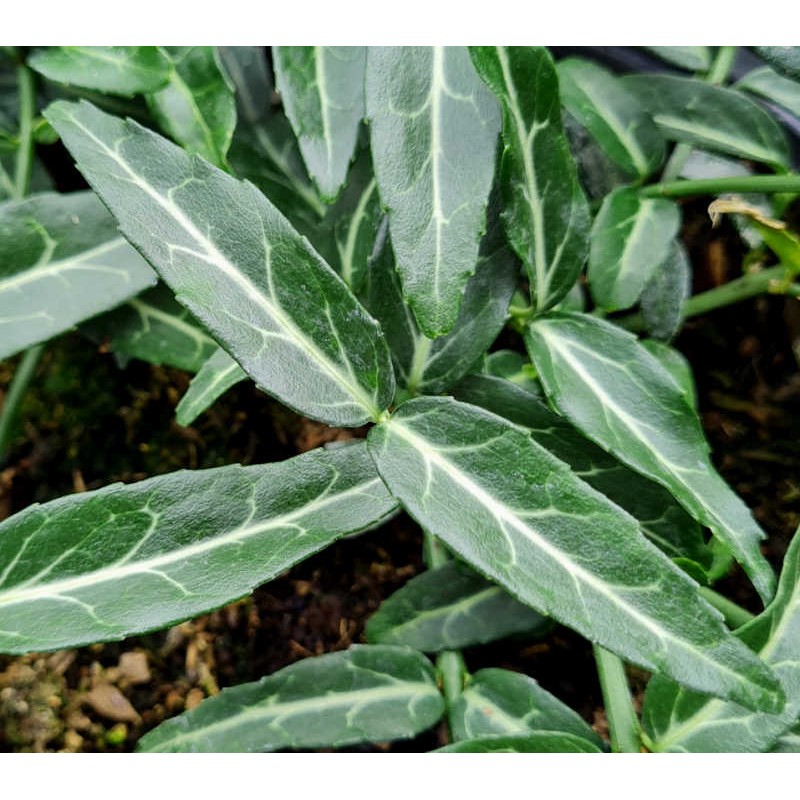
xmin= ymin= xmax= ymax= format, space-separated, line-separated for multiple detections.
xmin=639 ymin=240 xmax=691 ymax=342
xmin=138 ymin=645 xmax=443 ymax=752
xmin=622 ymin=75 xmax=791 ymax=168
xmin=218 ymin=46 xmax=273 ymax=125
xmin=175 ymin=348 xmax=247 ymax=426
xmin=365 ymin=561 xmax=549 ymax=651
xmin=0 ymin=441 xmax=397 ymax=654
xmin=737 ymin=66 xmax=800 ymax=118
xmin=471 ymin=46 xmax=590 ymax=312
xmin=453 ymin=374 xmax=708 ymax=566
xmin=47 ymin=100 xmax=396 ymax=427
xmin=642 ymin=47 xmax=711 ymax=72
xmin=82 ymin=284 xmax=217 ymax=373
xmin=367 ymin=397 xmax=782 ymax=711
xmin=526 ymin=313 xmax=775 ymax=602
xmin=588 ymin=188 xmax=681 ymax=312
xmin=0 ymin=191 xmax=155 ymax=359
xmin=640 ymin=340 xmax=697 ymax=411
xmin=28 ymin=47 xmax=171 ymax=97
xmin=363 ymin=199 xmax=516 ymax=395
xmin=752 ymin=47 xmax=800 ymax=82
xmin=557 ymin=57 xmax=665 ymax=179
xmin=147 ymin=47 xmax=236 ymax=168
xmin=436 ymin=733 xmax=603 ymax=753
xmin=366 ymin=46 xmax=501 ymax=337
xmin=449 ymin=668 xmax=604 ymax=747
xmin=274 ymin=47 xmax=366 ymax=202
xmin=644 ymin=526 xmax=800 ymax=752
xmin=480 ymin=350 xmax=540 ymax=396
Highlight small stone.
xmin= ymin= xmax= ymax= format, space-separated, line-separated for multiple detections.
xmin=85 ymin=684 xmax=141 ymax=723
xmin=63 ymin=730 xmax=84 ymax=751
xmin=118 ymin=652 xmax=151 ymax=685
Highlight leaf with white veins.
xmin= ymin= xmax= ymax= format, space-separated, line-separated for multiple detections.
xmin=0 ymin=191 xmax=155 ymax=359
xmin=644 ymin=526 xmax=800 ymax=752
xmin=470 ymin=46 xmax=590 ymax=312
xmin=274 ymin=47 xmax=366 ymax=202
xmin=365 ymin=561 xmax=549 ymax=652
xmin=366 ymin=46 xmax=501 ymax=337
xmin=0 ymin=441 xmax=397 ymax=654
xmin=436 ymin=733 xmax=603 ymax=753
xmin=46 ymin=100 xmax=395 ymax=427
xmin=588 ymin=187 xmax=681 ymax=312
xmin=175 ymin=347 xmax=247 ymax=426
xmin=367 ymin=397 xmax=782 ymax=712
xmin=526 ymin=313 xmax=775 ymax=602
xmin=137 ymin=645 xmax=443 ymax=752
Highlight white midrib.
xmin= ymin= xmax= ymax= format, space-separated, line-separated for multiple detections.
xmin=613 ymin=201 xmax=657 ymax=289
xmin=339 ymin=178 xmax=377 ymax=288
xmin=592 ymin=96 xmax=649 ymax=176
xmin=0 ymin=238 xmax=131 ymax=294
xmin=145 ymin=682 xmax=437 ymax=751
xmin=0 ymin=477 xmax=386 ymax=608
xmin=314 ymin=47 xmax=335 ymax=188
xmin=496 ymin=47 xmax=548 ymax=309
xmin=128 ymin=298 xmax=214 ymax=348
xmin=430 ymin=46 xmax=446 ymax=305
xmin=66 ymin=111 xmax=377 ymax=419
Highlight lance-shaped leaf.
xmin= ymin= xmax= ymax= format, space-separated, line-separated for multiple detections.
xmin=737 ymin=66 xmax=800 ymax=118
xmin=526 ymin=313 xmax=775 ymax=603
xmin=449 ymin=668 xmax=604 ymax=747
xmin=640 ymin=240 xmax=691 ymax=343
xmin=557 ymin=57 xmax=665 ymax=179
xmin=622 ymin=75 xmax=791 ymax=168
xmin=752 ymin=47 xmax=800 ymax=82
xmin=138 ymin=645 xmax=443 ymax=752
xmin=82 ymin=284 xmax=217 ymax=373
xmin=175 ymin=347 xmax=247 ymax=426
xmin=471 ymin=46 xmax=590 ymax=312
xmin=437 ymin=733 xmax=603 ymax=753
xmin=367 ymin=397 xmax=783 ymax=712
xmin=46 ymin=100 xmax=395 ymax=427
xmin=218 ymin=46 xmax=273 ymax=125
xmin=480 ymin=350 xmax=541 ymax=396
xmin=643 ymin=526 xmax=800 ymax=753
xmin=454 ymin=374 xmax=708 ymax=567
xmin=366 ymin=46 xmax=500 ymax=337
xmin=642 ymin=47 xmax=711 ymax=72
xmin=0 ymin=441 xmax=397 ymax=654
xmin=0 ymin=191 xmax=156 ymax=359
xmin=274 ymin=47 xmax=366 ymax=203
xmin=147 ymin=47 xmax=236 ymax=168
xmin=363 ymin=202 xmax=516 ymax=395
xmin=28 ymin=47 xmax=171 ymax=96
xmin=588 ymin=188 xmax=681 ymax=312
xmin=365 ymin=561 xmax=549 ymax=652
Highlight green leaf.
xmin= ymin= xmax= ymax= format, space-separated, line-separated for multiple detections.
xmin=470 ymin=46 xmax=590 ymax=312
xmin=557 ymin=57 xmax=665 ymax=179
xmin=642 ymin=47 xmax=711 ymax=72
xmin=47 ymin=100 xmax=396 ymax=428
xmin=453 ymin=374 xmax=709 ymax=566
xmin=526 ymin=313 xmax=776 ymax=603
xmin=480 ymin=350 xmax=541 ymax=396
xmin=28 ymin=47 xmax=171 ymax=97
xmin=752 ymin=47 xmax=800 ymax=82
xmin=147 ymin=47 xmax=236 ymax=168
xmin=771 ymin=726 xmax=800 ymax=753
xmin=449 ymin=668 xmax=604 ymax=747
xmin=640 ymin=340 xmax=697 ymax=411
xmin=365 ymin=561 xmax=549 ymax=652
xmin=0 ymin=441 xmax=397 ymax=654
xmin=588 ymin=188 xmax=681 ymax=312
xmin=217 ymin=47 xmax=273 ymax=125
xmin=363 ymin=198 xmax=516 ymax=395
xmin=644 ymin=526 xmax=800 ymax=752
xmin=273 ymin=47 xmax=366 ymax=203
xmin=639 ymin=240 xmax=691 ymax=343
xmin=622 ymin=75 xmax=791 ymax=168
xmin=367 ymin=397 xmax=782 ymax=712
xmin=137 ymin=645 xmax=443 ymax=752
xmin=737 ymin=66 xmax=800 ymax=118
xmin=82 ymin=284 xmax=217 ymax=373
xmin=436 ymin=733 xmax=603 ymax=753
xmin=0 ymin=191 xmax=156 ymax=359
xmin=366 ymin=46 xmax=501 ymax=337
xmin=175 ymin=347 xmax=247 ymax=426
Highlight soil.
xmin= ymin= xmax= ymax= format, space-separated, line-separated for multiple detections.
xmin=1 ymin=204 xmax=799 ymax=752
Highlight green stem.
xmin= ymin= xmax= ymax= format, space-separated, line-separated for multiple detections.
xmin=0 ymin=343 xmax=44 ymax=461
xmin=13 ymin=62 xmax=35 ymax=200
xmin=593 ymin=645 xmax=641 ymax=753
xmin=698 ymin=587 xmax=756 ymax=629
xmin=617 ymin=264 xmax=790 ymax=331
xmin=641 ymin=174 xmax=800 ymax=199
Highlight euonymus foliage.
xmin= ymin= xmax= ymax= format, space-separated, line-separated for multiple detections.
xmin=2 ymin=45 xmax=800 ymax=753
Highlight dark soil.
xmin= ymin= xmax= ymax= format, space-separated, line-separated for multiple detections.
xmin=1 ymin=210 xmax=799 ymax=752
